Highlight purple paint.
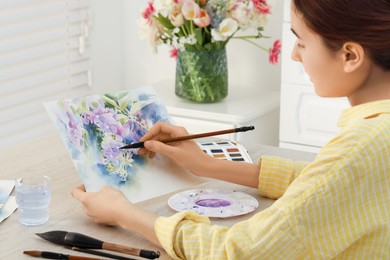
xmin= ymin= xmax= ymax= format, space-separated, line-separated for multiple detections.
xmin=195 ymin=199 xmax=231 ymax=208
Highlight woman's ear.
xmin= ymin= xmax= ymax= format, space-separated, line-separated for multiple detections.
xmin=340 ymin=42 xmax=365 ymax=73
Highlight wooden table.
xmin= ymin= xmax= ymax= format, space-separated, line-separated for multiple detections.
xmin=0 ymin=134 xmax=316 ymax=259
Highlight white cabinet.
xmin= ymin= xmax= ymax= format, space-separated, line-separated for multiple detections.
xmin=279 ymin=0 xmax=349 ymax=153
xmin=152 ymin=80 xmax=281 ymax=146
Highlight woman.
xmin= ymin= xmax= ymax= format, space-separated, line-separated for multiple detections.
xmin=72 ymin=0 xmax=390 ymax=258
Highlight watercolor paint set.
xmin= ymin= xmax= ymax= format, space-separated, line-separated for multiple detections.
xmin=198 ymin=140 xmax=252 ymax=163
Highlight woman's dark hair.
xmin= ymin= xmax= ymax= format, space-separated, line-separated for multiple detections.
xmin=292 ymin=0 xmax=390 ymax=70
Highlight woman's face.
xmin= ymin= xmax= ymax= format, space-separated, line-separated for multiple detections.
xmin=290 ymin=8 xmax=352 ymax=98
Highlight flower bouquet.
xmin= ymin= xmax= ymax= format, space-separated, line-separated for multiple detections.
xmin=138 ymin=0 xmax=281 ymax=103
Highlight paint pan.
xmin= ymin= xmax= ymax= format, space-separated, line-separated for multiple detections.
xmin=198 ymin=140 xmax=252 ymax=163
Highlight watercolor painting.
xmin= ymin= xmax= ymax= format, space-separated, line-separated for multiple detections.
xmin=45 ymin=87 xmax=203 ymax=202
xmin=0 ymin=180 xmax=15 ymax=210
xmin=0 ymin=196 xmax=18 ymax=224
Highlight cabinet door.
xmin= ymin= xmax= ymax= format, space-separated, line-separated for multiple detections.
xmin=280 ymin=83 xmax=349 ymax=147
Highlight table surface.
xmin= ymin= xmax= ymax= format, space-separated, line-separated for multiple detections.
xmin=0 ymin=134 xmax=316 ymax=259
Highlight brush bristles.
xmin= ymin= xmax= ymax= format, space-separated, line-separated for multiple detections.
xmin=23 ymin=250 xmax=40 ymax=257
xmin=35 ymin=230 xmax=68 ymax=245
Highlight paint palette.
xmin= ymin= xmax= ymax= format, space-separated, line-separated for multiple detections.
xmin=198 ymin=140 xmax=252 ymax=163
xmin=168 ymin=189 xmax=259 ymax=218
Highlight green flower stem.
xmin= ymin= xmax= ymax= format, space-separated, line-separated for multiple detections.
xmin=233 ymin=37 xmax=269 ymax=52
xmin=181 ymin=26 xmax=188 ymax=37
xmin=190 ymin=20 xmax=194 ymax=34
xmin=232 ymin=35 xmax=271 ymax=39
xmin=175 ymin=48 xmax=228 ymax=103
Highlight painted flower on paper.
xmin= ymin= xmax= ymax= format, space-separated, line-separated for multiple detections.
xmin=46 ymin=89 xmax=172 ymax=187
xmin=138 ymin=0 xmax=281 ymax=63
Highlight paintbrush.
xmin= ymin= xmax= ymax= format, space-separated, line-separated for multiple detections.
xmin=23 ymin=250 xmax=106 ymax=260
xmin=71 ymin=247 xmax=136 ymax=260
xmin=119 ymin=125 xmax=255 ymax=149
xmin=35 ymin=231 xmax=160 ymax=259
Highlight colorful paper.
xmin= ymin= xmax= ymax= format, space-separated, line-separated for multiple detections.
xmin=45 ymin=87 xmax=202 ymax=202
xmin=0 ymin=180 xmax=15 ymax=210
xmin=0 ymin=196 xmax=18 ymax=223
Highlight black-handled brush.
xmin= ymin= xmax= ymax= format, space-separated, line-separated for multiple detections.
xmin=36 ymin=231 xmax=160 ymax=259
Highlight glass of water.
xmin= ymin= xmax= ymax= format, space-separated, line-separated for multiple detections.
xmin=15 ymin=175 xmax=51 ymax=226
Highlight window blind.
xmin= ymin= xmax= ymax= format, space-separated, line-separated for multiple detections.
xmin=0 ymin=0 xmax=92 ymax=149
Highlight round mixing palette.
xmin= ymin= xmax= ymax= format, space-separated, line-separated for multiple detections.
xmin=168 ymin=189 xmax=259 ymax=218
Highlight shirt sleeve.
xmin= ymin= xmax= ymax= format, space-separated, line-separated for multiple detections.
xmin=258 ymin=155 xmax=310 ymax=199
xmin=155 ymin=207 xmax=309 ymax=259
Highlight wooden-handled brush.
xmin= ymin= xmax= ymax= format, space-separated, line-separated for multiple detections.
xmin=35 ymin=231 xmax=160 ymax=259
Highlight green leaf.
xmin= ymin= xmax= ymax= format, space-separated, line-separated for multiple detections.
xmin=156 ymin=14 xmax=175 ymax=30
xmin=117 ymin=114 xmax=128 ymax=124
xmin=119 ymin=96 xmax=131 ymax=111
xmin=183 ymin=44 xmax=196 ymax=51
xmin=183 ymin=20 xmax=192 ymax=33
xmin=204 ymin=43 xmax=212 ymax=51
xmin=101 ymin=95 xmax=119 ymax=109
xmin=194 ymin=28 xmax=204 ymax=46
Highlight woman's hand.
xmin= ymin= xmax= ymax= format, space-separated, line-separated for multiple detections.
xmin=72 ymin=184 xmax=161 ymax=246
xmin=71 ymin=184 xmax=132 ymax=226
xmin=138 ymin=122 xmax=214 ymax=176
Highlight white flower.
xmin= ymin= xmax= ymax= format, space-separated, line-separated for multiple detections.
xmin=153 ymin=0 xmax=175 ymax=17
xmin=169 ymin=6 xmax=185 ymax=27
xmin=173 ymin=27 xmax=180 ymax=34
xmin=251 ymin=13 xmax=268 ymax=28
xmin=211 ymin=18 xmax=238 ymax=41
xmin=228 ymin=2 xmax=252 ymax=29
xmin=137 ymin=17 xmax=162 ymax=53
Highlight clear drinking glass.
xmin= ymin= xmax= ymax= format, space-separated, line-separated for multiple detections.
xmin=15 ymin=175 xmax=51 ymax=226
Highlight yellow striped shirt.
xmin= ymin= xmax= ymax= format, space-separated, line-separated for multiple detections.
xmin=155 ymin=100 xmax=390 ymax=259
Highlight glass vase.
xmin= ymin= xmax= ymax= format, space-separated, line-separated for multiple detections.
xmin=175 ymin=48 xmax=228 ymax=103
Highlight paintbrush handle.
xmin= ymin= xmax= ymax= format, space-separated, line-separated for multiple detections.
xmin=72 ymin=247 xmax=136 ymax=260
xmin=119 ymin=126 xmax=255 ymax=149
xmin=23 ymin=250 xmax=106 ymax=260
xmin=64 ymin=232 xmax=159 ymax=259
xmin=102 ymin=242 xmax=160 ymax=259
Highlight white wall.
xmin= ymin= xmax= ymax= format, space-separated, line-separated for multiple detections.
xmin=89 ymin=0 xmax=125 ymax=94
xmin=0 ymin=1 xmax=284 ymax=149
xmin=91 ymin=0 xmax=284 ymax=92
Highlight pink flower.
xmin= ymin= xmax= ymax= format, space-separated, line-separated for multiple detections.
xmin=199 ymin=0 xmax=207 ymax=7
xmin=142 ymin=2 xmax=155 ymax=23
xmin=193 ymin=9 xmax=210 ymax=28
xmin=182 ymin=0 xmax=200 ymax=20
xmin=269 ymin=40 xmax=281 ymax=64
xmin=170 ymin=48 xmax=178 ymax=59
xmin=252 ymin=0 xmax=271 ymax=14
